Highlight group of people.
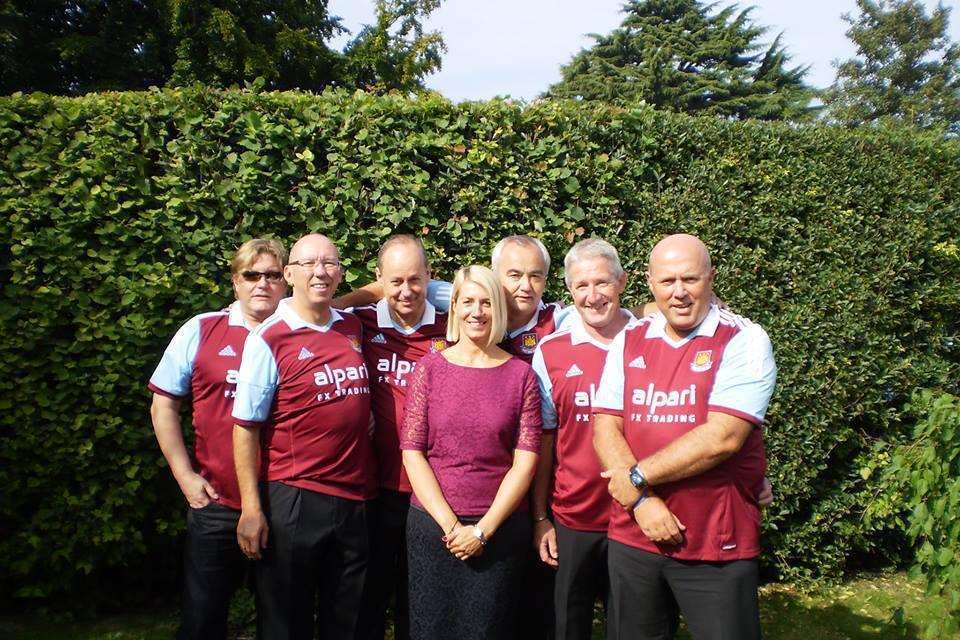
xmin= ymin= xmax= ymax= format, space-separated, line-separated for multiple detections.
xmin=149 ymin=230 xmax=777 ymax=640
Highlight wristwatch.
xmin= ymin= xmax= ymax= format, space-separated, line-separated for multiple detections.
xmin=472 ymin=525 xmax=487 ymax=546
xmin=629 ymin=464 xmax=647 ymax=490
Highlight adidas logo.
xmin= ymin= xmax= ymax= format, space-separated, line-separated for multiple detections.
xmin=297 ymin=347 xmax=314 ymax=361
xmin=628 ymin=356 xmax=646 ymax=369
xmin=218 ymin=345 xmax=237 ymax=357
xmin=565 ymin=364 xmax=583 ymax=378
xmin=371 ymin=333 xmax=387 ymax=344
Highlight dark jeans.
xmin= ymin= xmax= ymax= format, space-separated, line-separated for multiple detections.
xmin=607 ymin=541 xmax=759 ymax=640
xmin=406 ymin=506 xmax=530 ymax=640
xmin=178 ymin=502 xmax=247 ymax=640
xmin=359 ymin=489 xmax=411 ymax=640
xmin=256 ymin=481 xmax=370 ymax=640
xmin=554 ymin=524 xmax=608 ymax=640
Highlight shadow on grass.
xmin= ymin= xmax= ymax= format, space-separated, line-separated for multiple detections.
xmin=757 ymin=589 xmax=921 ymax=640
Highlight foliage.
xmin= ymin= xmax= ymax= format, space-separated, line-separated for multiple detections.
xmin=889 ymin=390 xmax=960 ymax=638
xmin=824 ymin=0 xmax=960 ymax=133
xmin=0 ymin=1 xmax=444 ymax=95
xmin=0 ymin=88 xmax=958 ymax=604
xmin=546 ymin=0 xmax=815 ymax=121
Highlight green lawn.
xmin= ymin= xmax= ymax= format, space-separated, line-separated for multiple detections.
xmin=1 ymin=572 xmax=954 ymax=640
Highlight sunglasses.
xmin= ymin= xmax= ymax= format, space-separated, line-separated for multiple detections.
xmin=240 ymin=270 xmax=284 ymax=283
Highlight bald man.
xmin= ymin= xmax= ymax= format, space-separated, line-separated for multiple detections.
xmin=233 ymin=234 xmax=376 ymax=640
xmin=593 ymin=234 xmax=777 ymax=640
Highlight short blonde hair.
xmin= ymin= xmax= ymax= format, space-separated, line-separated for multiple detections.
xmin=446 ymin=265 xmax=508 ymax=348
xmin=231 ymin=238 xmax=288 ymax=276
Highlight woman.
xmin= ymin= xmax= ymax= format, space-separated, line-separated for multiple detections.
xmin=401 ymin=265 xmax=542 ymax=640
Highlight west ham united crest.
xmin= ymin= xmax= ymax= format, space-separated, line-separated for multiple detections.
xmin=521 ymin=332 xmax=538 ymax=354
xmin=691 ymin=350 xmax=713 ymax=372
xmin=349 ymin=335 xmax=362 ymax=353
xmin=430 ymin=338 xmax=448 ymax=352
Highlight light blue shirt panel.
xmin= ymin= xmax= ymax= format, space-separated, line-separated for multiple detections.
xmin=552 ymin=305 xmax=577 ymax=333
xmin=530 ymin=344 xmax=558 ymax=430
xmin=149 ymin=315 xmax=203 ymax=397
xmin=593 ymin=329 xmax=627 ymax=412
xmin=708 ymin=324 xmax=777 ymax=422
xmin=232 ymin=331 xmax=280 ymax=424
xmin=426 ymin=279 xmax=452 ymax=312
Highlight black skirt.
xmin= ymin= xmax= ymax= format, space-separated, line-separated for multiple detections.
xmin=406 ymin=505 xmax=531 ymax=640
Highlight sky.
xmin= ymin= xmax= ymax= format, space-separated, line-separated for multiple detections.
xmin=328 ymin=0 xmax=960 ymax=102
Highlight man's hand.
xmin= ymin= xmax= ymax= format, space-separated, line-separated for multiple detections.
xmin=444 ymin=524 xmax=484 ymax=561
xmin=601 ymin=466 xmax=640 ymax=508
xmin=634 ymin=497 xmax=685 ymax=545
xmin=758 ymin=477 xmax=773 ymax=508
xmin=533 ymin=519 xmax=559 ymax=567
xmin=237 ymin=510 xmax=269 ymax=560
xmin=178 ymin=471 xmax=218 ymax=509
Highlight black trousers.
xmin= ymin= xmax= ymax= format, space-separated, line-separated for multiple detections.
xmin=517 ymin=545 xmax=557 ymax=640
xmin=554 ymin=524 xmax=608 ymax=640
xmin=256 ymin=481 xmax=370 ymax=640
xmin=607 ymin=541 xmax=760 ymax=640
xmin=406 ymin=506 xmax=530 ymax=640
xmin=178 ymin=503 xmax=247 ymax=640
xmin=359 ymin=489 xmax=411 ymax=640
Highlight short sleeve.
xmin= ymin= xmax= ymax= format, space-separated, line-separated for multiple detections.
xmin=516 ymin=368 xmax=543 ymax=453
xmin=232 ymin=332 xmax=279 ymax=426
xmin=708 ymin=324 xmax=777 ymax=424
xmin=593 ymin=329 xmax=626 ymax=415
xmin=426 ymin=279 xmax=452 ymax=312
xmin=399 ymin=357 xmax=431 ymax=451
xmin=149 ymin=316 xmax=201 ymax=398
xmin=531 ymin=345 xmax=557 ymax=430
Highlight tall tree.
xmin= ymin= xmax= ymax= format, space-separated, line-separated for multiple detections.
xmin=545 ymin=0 xmax=814 ymax=121
xmin=0 ymin=0 xmax=444 ymax=95
xmin=824 ymin=0 xmax=960 ymax=132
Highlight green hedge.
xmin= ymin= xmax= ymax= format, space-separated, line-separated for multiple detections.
xmin=1 ymin=87 xmax=958 ymax=603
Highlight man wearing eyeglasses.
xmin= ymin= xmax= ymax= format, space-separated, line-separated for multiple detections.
xmin=149 ymin=238 xmax=288 ymax=640
xmin=233 ymin=233 xmax=377 ymax=640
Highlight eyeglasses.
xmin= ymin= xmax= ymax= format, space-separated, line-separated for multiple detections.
xmin=240 ymin=270 xmax=284 ymax=283
xmin=289 ymin=258 xmax=341 ymax=272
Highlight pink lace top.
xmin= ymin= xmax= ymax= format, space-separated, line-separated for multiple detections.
xmin=400 ymin=351 xmax=542 ymax=516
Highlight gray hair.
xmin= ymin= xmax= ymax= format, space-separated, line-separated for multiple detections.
xmin=490 ymin=235 xmax=551 ymax=274
xmin=563 ymin=238 xmax=625 ymax=288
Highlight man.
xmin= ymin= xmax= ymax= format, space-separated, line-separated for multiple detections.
xmin=531 ymin=238 xmax=633 ymax=640
xmin=232 ymin=233 xmax=376 ymax=640
xmin=148 ymin=238 xmax=288 ymax=640
xmin=593 ymin=234 xmax=777 ymax=640
xmin=353 ymin=235 xmax=448 ymax=640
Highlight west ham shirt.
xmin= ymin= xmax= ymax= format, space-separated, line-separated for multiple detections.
xmin=149 ymin=301 xmax=250 ymax=510
xmin=232 ymin=299 xmax=375 ymax=501
xmin=352 ymin=300 xmax=448 ymax=493
xmin=532 ymin=310 xmax=635 ymax=532
xmin=593 ymin=305 xmax=777 ymax=561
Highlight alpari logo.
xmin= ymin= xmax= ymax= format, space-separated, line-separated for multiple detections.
xmin=377 ymin=353 xmax=416 ymax=381
xmin=314 ymin=362 xmax=369 ymax=393
xmin=224 ymin=369 xmax=239 ymax=398
xmin=573 ymin=383 xmax=599 ymax=408
xmin=631 ymin=383 xmax=697 ymax=415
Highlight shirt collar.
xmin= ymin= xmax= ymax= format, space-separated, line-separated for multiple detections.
xmin=278 ymin=297 xmax=343 ymax=332
xmin=508 ymin=300 xmax=546 ymax=338
xmin=569 ymin=308 xmax=635 ymax=349
xmin=375 ymin=298 xmax=437 ymax=334
xmin=228 ymin=301 xmax=249 ymax=328
xmin=644 ymin=303 xmax=720 ymax=345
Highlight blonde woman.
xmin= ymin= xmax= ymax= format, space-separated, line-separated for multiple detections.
xmin=401 ymin=265 xmax=542 ymax=640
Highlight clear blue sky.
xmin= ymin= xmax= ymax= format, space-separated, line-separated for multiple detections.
xmin=328 ymin=0 xmax=960 ymax=101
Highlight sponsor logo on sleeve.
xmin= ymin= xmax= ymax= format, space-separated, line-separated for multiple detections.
xmin=691 ymin=350 xmax=713 ymax=372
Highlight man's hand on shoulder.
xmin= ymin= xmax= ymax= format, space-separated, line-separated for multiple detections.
xmin=634 ymin=496 xmax=685 ymax=545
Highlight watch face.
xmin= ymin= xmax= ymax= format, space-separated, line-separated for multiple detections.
xmin=630 ymin=467 xmax=644 ymax=488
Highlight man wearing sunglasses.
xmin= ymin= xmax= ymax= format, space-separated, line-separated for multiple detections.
xmin=148 ymin=238 xmax=288 ymax=640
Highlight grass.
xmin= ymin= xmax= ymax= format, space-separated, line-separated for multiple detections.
xmin=1 ymin=572 xmax=954 ymax=640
